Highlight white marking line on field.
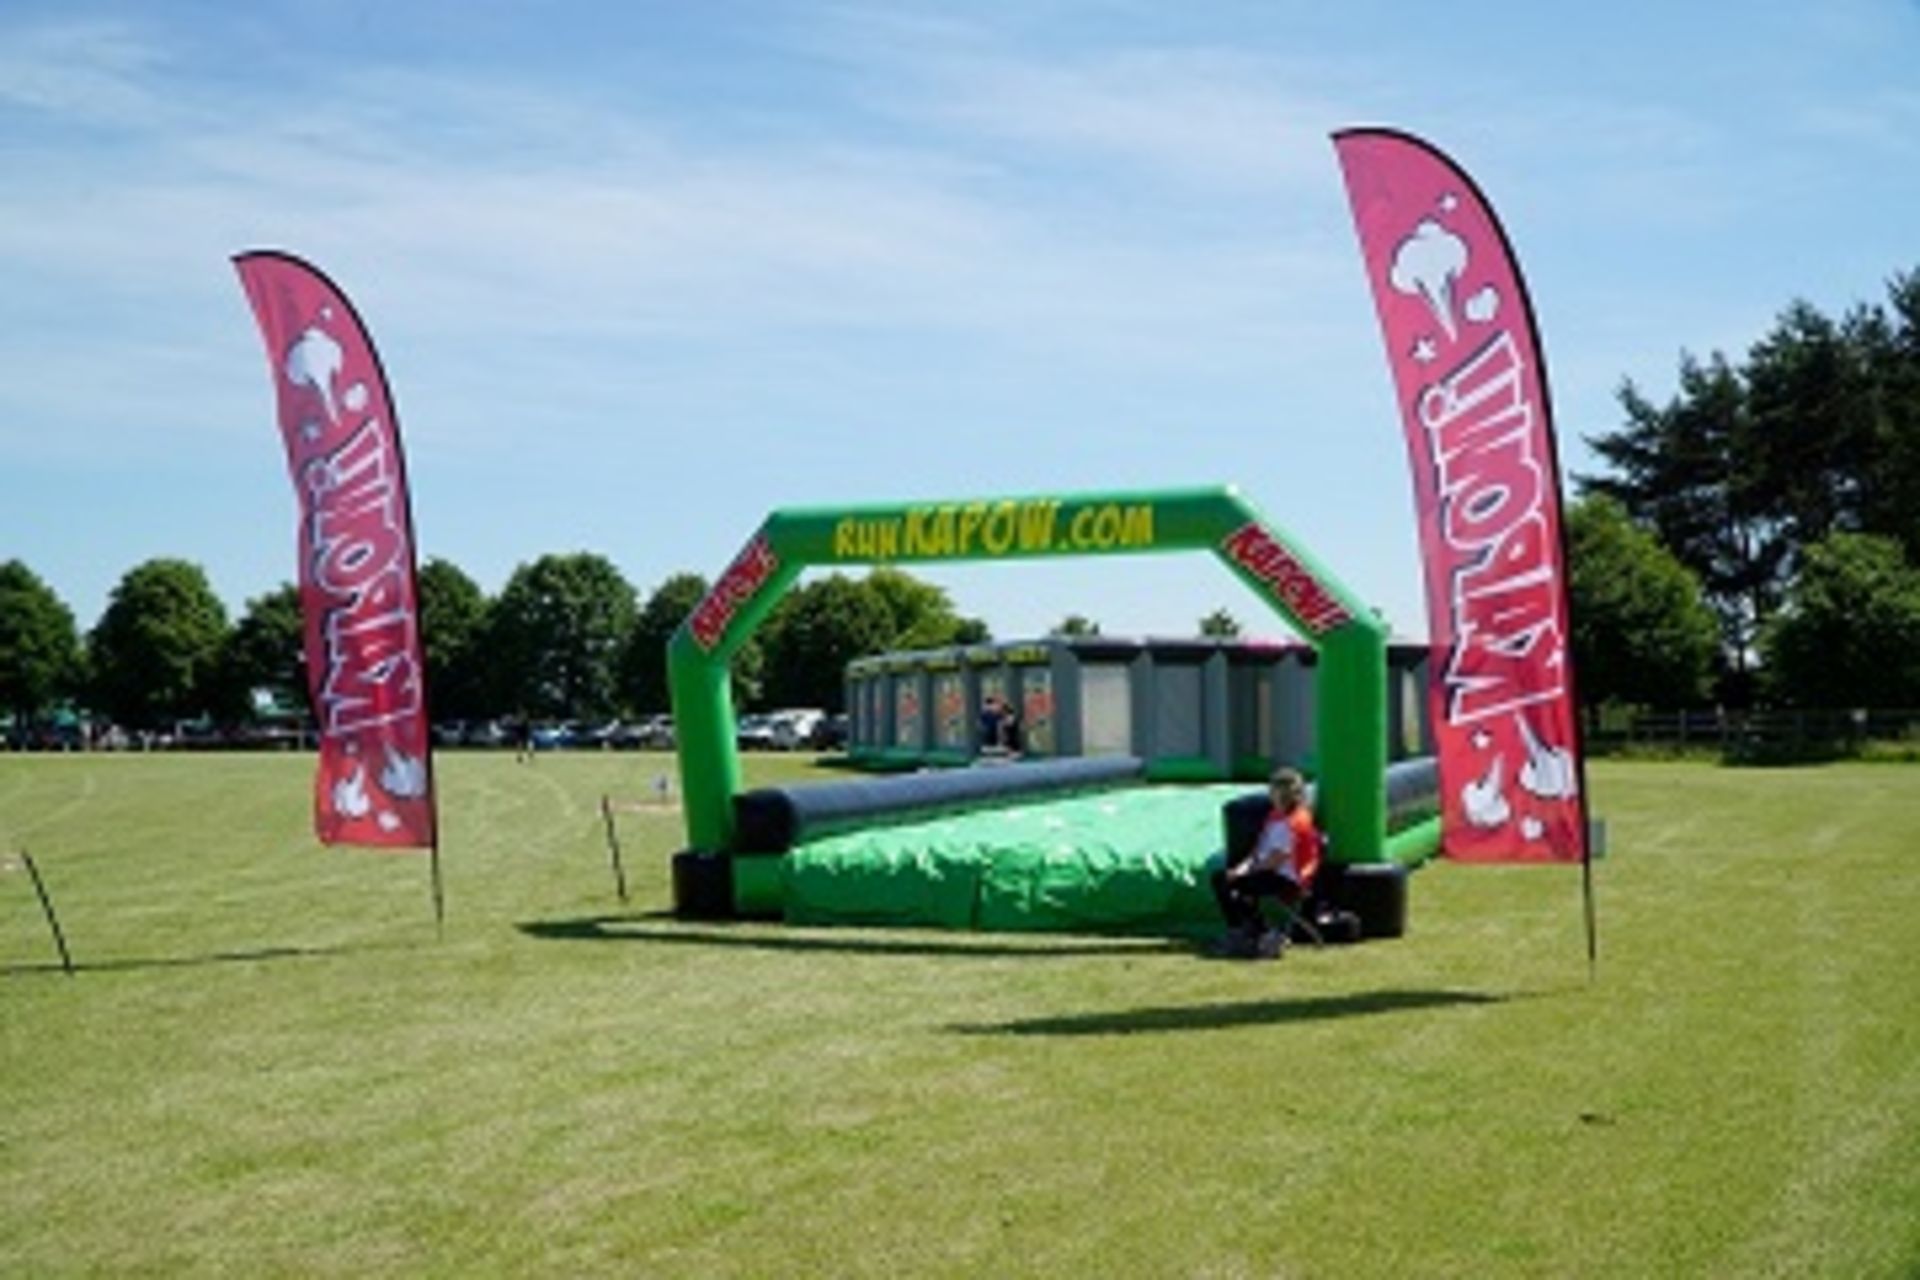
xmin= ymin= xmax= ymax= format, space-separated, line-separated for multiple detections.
xmin=0 ymin=767 xmax=99 ymax=846
xmin=604 ymin=801 xmax=681 ymax=817
xmin=524 ymin=764 xmax=582 ymax=820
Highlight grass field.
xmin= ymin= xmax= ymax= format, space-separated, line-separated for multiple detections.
xmin=2 ymin=752 xmax=1917 ymax=1277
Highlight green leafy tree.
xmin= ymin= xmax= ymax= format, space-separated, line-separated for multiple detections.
xmin=88 ymin=558 xmax=230 ymax=729
xmin=623 ymin=572 xmax=708 ymax=714
xmin=0 ymin=560 xmax=82 ymax=730
xmin=1051 ymin=614 xmax=1101 ymax=637
xmin=1582 ymin=353 xmax=1784 ymax=695
xmin=489 ymin=553 xmax=637 ymax=720
xmin=1849 ymin=270 xmax=1920 ymax=562
xmin=719 ymin=567 xmax=981 ymax=714
xmin=730 ymin=634 xmax=768 ymax=712
xmin=952 ymin=616 xmax=992 ymax=644
xmin=1738 ymin=278 xmax=1920 ymax=566
xmin=864 ymin=567 xmax=968 ymax=650
xmin=1759 ymin=533 xmax=1920 ymax=707
xmin=217 ymin=584 xmax=306 ymax=722
xmin=1198 ymin=608 xmax=1241 ymax=638
xmin=1743 ymin=301 xmax=1876 ymax=553
xmin=1582 ymin=268 xmax=1920 ymax=699
xmin=416 ymin=557 xmax=492 ymax=721
xmin=1566 ymin=496 xmax=1719 ymax=707
xmin=760 ymin=575 xmax=893 ymax=711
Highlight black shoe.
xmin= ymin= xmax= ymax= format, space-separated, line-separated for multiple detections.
xmin=1209 ymin=930 xmax=1258 ymax=959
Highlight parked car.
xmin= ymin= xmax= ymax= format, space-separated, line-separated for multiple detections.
xmin=233 ymin=723 xmax=306 ymax=750
xmin=811 ymin=713 xmax=849 ymax=751
xmin=463 ymin=720 xmax=513 ymax=748
xmin=173 ymin=719 xmax=227 ymax=750
xmin=530 ymin=722 xmax=574 ymax=750
xmin=767 ymin=708 xmax=826 ymax=751
xmin=613 ymin=715 xmax=674 ymax=750
xmin=431 ymin=721 xmax=467 ymax=747
xmin=572 ymin=720 xmax=620 ymax=749
xmin=737 ymin=714 xmax=776 ymax=750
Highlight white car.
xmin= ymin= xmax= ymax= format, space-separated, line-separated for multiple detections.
xmin=737 ymin=714 xmax=777 ymax=750
xmin=767 ymin=709 xmax=826 ymax=750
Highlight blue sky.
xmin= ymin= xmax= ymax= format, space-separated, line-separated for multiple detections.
xmin=4 ymin=1 xmax=1918 ymax=644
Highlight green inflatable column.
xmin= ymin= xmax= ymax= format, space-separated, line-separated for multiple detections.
xmin=669 ymin=524 xmax=803 ymax=853
xmin=669 ymin=637 xmax=741 ymax=852
xmin=1315 ymin=618 xmax=1388 ymax=866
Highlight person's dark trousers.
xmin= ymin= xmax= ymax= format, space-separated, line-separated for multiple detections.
xmin=1211 ymin=864 xmax=1301 ymax=933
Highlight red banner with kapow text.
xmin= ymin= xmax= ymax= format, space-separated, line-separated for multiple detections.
xmin=235 ymin=252 xmax=437 ymax=849
xmin=1334 ymin=129 xmax=1587 ymax=863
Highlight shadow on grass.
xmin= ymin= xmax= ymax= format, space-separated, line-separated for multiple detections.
xmin=516 ymin=915 xmax=1193 ymax=959
xmin=2 ymin=941 xmax=410 ymax=977
xmin=951 ymin=988 xmax=1509 ymax=1036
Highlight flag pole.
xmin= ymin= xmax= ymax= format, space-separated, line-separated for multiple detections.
xmin=1582 ymin=843 xmax=1597 ymax=979
xmin=428 ymin=832 xmax=445 ymax=938
xmin=424 ymin=724 xmax=445 ymax=938
xmin=601 ymin=793 xmax=630 ymax=904
xmin=20 ymin=851 xmax=75 ymax=976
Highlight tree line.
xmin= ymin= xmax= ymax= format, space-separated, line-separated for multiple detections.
xmin=7 ymin=269 xmax=1917 ymax=734
xmin=0 ymin=556 xmax=996 ymax=736
xmin=1571 ymin=266 xmax=1920 ymax=710
xmin=1 ymin=544 xmax=1260 ymax=739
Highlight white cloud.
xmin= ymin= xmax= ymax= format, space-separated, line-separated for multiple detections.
xmin=905 ymin=48 xmax=1357 ymax=190
xmin=0 ymin=18 xmax=168 ymax=123
xmin=800 ymin=10 xmax=1371 ymax=194
xmin=1792 ymin=90 xmax=1920 ymax=153
xmin=0 ymin=25 xmax=1369 ymax=469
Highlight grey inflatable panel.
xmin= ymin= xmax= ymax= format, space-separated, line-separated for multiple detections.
xmin=1383 ymin=756 xmax=1439 ymax=826
xmin=732 ymin=755 xmax=1147 ymax=854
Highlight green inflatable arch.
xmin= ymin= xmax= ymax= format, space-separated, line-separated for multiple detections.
xmin=669 ymin=485 xmax=1391 ymax=906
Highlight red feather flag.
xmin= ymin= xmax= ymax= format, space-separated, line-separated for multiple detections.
xmin=1334 ymin=129 xmax=1589 ymax=866
xmin=234 ymin=252 xmax=438 ymax=852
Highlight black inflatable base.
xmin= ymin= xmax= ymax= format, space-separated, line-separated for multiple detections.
xmin=672 ymin=850 xmax=734 ymax=919
xmin=1294 ymin=907 xmax=1363 ymax=945
xmin=1317 ymin=861 xmax=1408 ymax=939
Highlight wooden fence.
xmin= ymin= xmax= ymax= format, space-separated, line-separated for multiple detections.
xmin=1583 ymin=707 xmax=1920 ymax=759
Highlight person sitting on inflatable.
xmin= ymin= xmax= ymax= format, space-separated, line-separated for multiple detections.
xmin=1211 ymin=767 xmax=1322 ymax=958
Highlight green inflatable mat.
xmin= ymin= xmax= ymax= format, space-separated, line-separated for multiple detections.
xmin=783 ymin=784 xmax=1248 ymax=936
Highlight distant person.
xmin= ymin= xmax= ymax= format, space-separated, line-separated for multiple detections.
xmin=1211 ymin=767 xmax=1322 ymax=958
xmin=515 ymin=715 xmax=534 ymax=764
xmin=979 ymin=695 xmax=1010 ymax=753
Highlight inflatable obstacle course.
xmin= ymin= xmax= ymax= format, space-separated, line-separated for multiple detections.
xmin=680 ymin=757 xmax=1441 ymax=936
xmin=669 ymin=485 xmax=1407 ymax=930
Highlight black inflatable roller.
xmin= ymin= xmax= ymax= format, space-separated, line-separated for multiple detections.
xmin=732 ymin=755 xmax=1146 ymax=854
xmin=1384 ymin=756 xmax=1439 ymax=828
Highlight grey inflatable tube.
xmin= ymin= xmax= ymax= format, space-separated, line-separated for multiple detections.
xmin=732 ymin=755 xmax=1147 ymax=854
